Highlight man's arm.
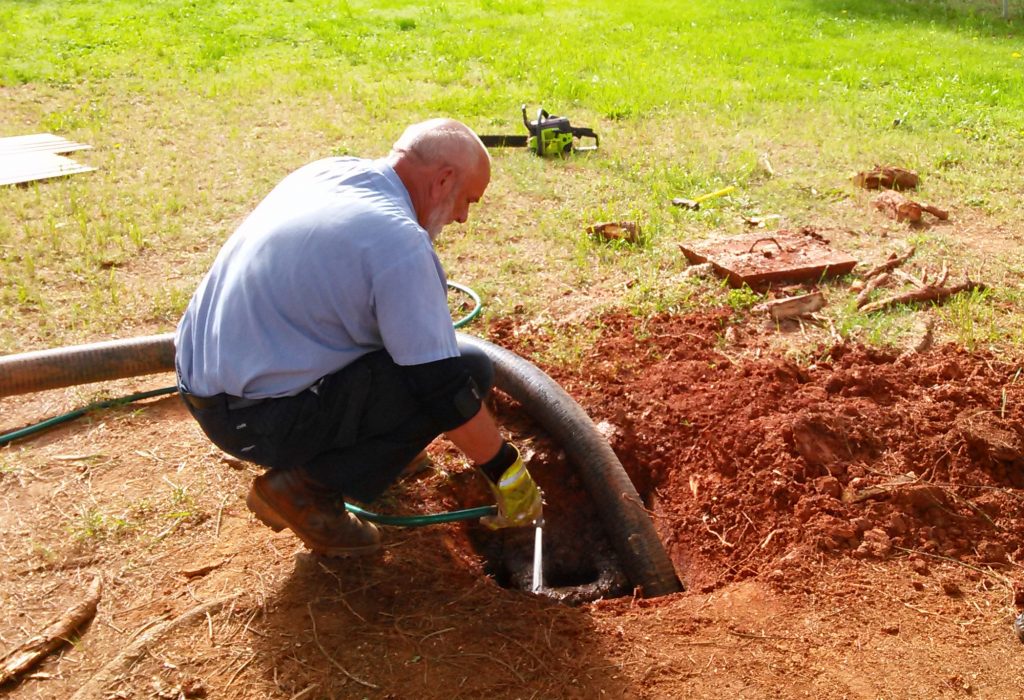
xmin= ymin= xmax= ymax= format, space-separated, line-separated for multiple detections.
xmin=444 ymin=403 xmax=503 ymax=463
xmin=399 ymin=358 xmax=543 ymax=527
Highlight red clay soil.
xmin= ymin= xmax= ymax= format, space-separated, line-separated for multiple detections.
xmin=492 ymin=310 xmax=1024 ymax=594
xmin=3 ymin=309 xmax=1024 ymax=699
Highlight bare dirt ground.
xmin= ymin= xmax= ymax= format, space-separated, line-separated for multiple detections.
xmin=3 ymin=306 xmax=1024 ymax=699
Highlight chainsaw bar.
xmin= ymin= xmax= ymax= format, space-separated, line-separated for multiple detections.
xmin=478 ymin=134 xmax=529 ymax=148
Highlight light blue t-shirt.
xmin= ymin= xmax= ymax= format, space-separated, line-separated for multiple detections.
xmin=175 ymin=157 xmax=460 ymax=398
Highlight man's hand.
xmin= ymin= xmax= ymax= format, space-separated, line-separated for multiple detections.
xmin=479 ymin=445 xmax=543 ymax=529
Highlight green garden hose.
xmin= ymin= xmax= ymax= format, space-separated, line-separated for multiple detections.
xmin=0 ymin=386 xmax=179 ymax=446
xmin=448 ymin=280 xmax=483 ymax=329
xmin=346 ymin=503 xmax=496 ymax=526
xmin=0 ymin=283 xmax=488 ymax=528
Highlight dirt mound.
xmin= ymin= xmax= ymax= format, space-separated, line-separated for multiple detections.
xmin=492 ymin=311 xmax=1024 ymax=593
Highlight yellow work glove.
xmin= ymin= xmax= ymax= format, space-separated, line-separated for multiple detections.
xmin=479 ymin=444 xmax=543 ymax=529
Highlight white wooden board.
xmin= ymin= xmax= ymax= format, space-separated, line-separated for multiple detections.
xmin=0 ymin=133 xmax=92 ymax=155
xmin=0 ymin=152 xmax=96 ymax=187
xmin=0 ymin=133 xmax=95 ymax=185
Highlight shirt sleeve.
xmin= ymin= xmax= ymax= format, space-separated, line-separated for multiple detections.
xmin=370 ymin=237 xmax=460 ymax=366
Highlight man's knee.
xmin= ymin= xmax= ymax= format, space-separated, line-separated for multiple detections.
xmin=457 ymin=341 xmax=494 ymax=395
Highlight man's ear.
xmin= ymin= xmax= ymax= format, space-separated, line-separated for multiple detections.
xmin=430 ymin=165 xmax=457 ymax=201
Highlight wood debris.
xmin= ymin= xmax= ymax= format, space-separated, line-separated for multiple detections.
xmin=855 ymin=247 xmax=916 ymax=310
xmin=178 ymin=559 xmax=227 ymax=579
xmin=853 ymin=165 xmax=919 ymax=191
xmin=755 ymin=292 xmax=825 ymax=321
xmin=862 ymin=247 xmax=916 ymax=280
xmin=873 ymin=190 xmax=949 ymax=224
xmin=743 ymin=214 xmax=782 ymax=228
xmin=860 ymin=262 xmax=987 ymax=314
xmin=0 ymin=134 xmax=96 ymax=186
xmin=69 ymin=594 xmax=238 ymax=700
xmin=855 ymin=272 xmax=891 ymax=309
xmin=0 ymin=576 xmax=102 ymax=685
xmin=586 ymin=221 xmax=642 ymax=243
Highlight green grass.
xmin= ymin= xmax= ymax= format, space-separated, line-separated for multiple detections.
xmin=2 ymin=0 xmax=1024 ymax=354
xmin=68 ymin=505 xmax=136 ymax=541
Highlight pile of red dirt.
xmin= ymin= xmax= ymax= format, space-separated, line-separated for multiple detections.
xmin=490 ymin=310 xmax=1024 ymax=595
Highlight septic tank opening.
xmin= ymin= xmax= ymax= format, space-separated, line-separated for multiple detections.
xmin=459 ymin=441 xmax=633 ymax=606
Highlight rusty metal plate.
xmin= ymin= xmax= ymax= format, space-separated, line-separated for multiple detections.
xmin=679 ymin=229 xmax=857 ymax=288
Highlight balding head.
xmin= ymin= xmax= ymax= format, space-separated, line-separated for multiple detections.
xmin=388 ymin=119 xmax=491 ymax=240
xmin=389 ymin=118 xmax=491 ymax=174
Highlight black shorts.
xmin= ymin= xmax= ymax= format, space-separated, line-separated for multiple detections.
xmin=180 ymin=339 xmax=494 ymax=503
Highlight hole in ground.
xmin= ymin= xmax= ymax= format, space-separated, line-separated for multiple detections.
xmin=454 ymin=394 xmax=635 ymax=605
xmin=464 ymin=496 xmax=632 ymax=606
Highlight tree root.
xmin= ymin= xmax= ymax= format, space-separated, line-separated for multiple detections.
xmin=855 ymin=272 xmax=891 ymax=309
xmin=69 ymin=593 xmax=239 ymax=700
xmin=860 ymin=278 xmax=987 ymax=314
xmin=0 ymin=576 xmax=102 ymax=686
xmin=863 ymin=247 xmax=916 ymax=280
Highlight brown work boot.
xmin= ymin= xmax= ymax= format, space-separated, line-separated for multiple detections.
xmin=245 ymin=470 xmax=380 ymax=557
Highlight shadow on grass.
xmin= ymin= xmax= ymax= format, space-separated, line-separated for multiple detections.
xmin=807 ymin=0 xmax=1023 ymax=37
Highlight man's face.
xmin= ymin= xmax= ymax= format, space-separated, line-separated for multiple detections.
xmin=424 ymin=163 xmax=489 ymax=240
xmin=423 ymin=187 xmax=459 ymax=240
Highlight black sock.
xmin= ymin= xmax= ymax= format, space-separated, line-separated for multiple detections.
xmin=477 ymin=441 xmax=518 ymax=482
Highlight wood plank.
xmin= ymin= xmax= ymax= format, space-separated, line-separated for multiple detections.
xmin=0 ymin=133 xmax=92 ymax=156
xmin=0 ymin=152 xmax=96 ymax=186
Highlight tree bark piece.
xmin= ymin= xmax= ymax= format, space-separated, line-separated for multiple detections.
xmin=756 ymin=292 xmax=826 ymax=320
xmin=853 ymin=165 xmax=919 ymax=190
xmin=860 ymin=280 xmax=987 ymax=314
xmin=0 ymin=576 xmax=102 ymax=686
xmin=586 ymin=221 xmax=642 ymax=243
xmin=872 ymin=191 xmax=949 ymax=224
xmin=874 ymin=190 xmax=923 ymax=222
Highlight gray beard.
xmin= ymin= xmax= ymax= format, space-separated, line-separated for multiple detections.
xmin=423 ymin=191 xmax=457 ymax=241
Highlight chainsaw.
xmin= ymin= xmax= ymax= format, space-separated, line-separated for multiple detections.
xmin=479 ymin=105 xmax=599 ymax=157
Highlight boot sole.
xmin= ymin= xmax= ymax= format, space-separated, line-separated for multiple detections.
xmin=245 ymin=482 xmax=381 ymax=558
